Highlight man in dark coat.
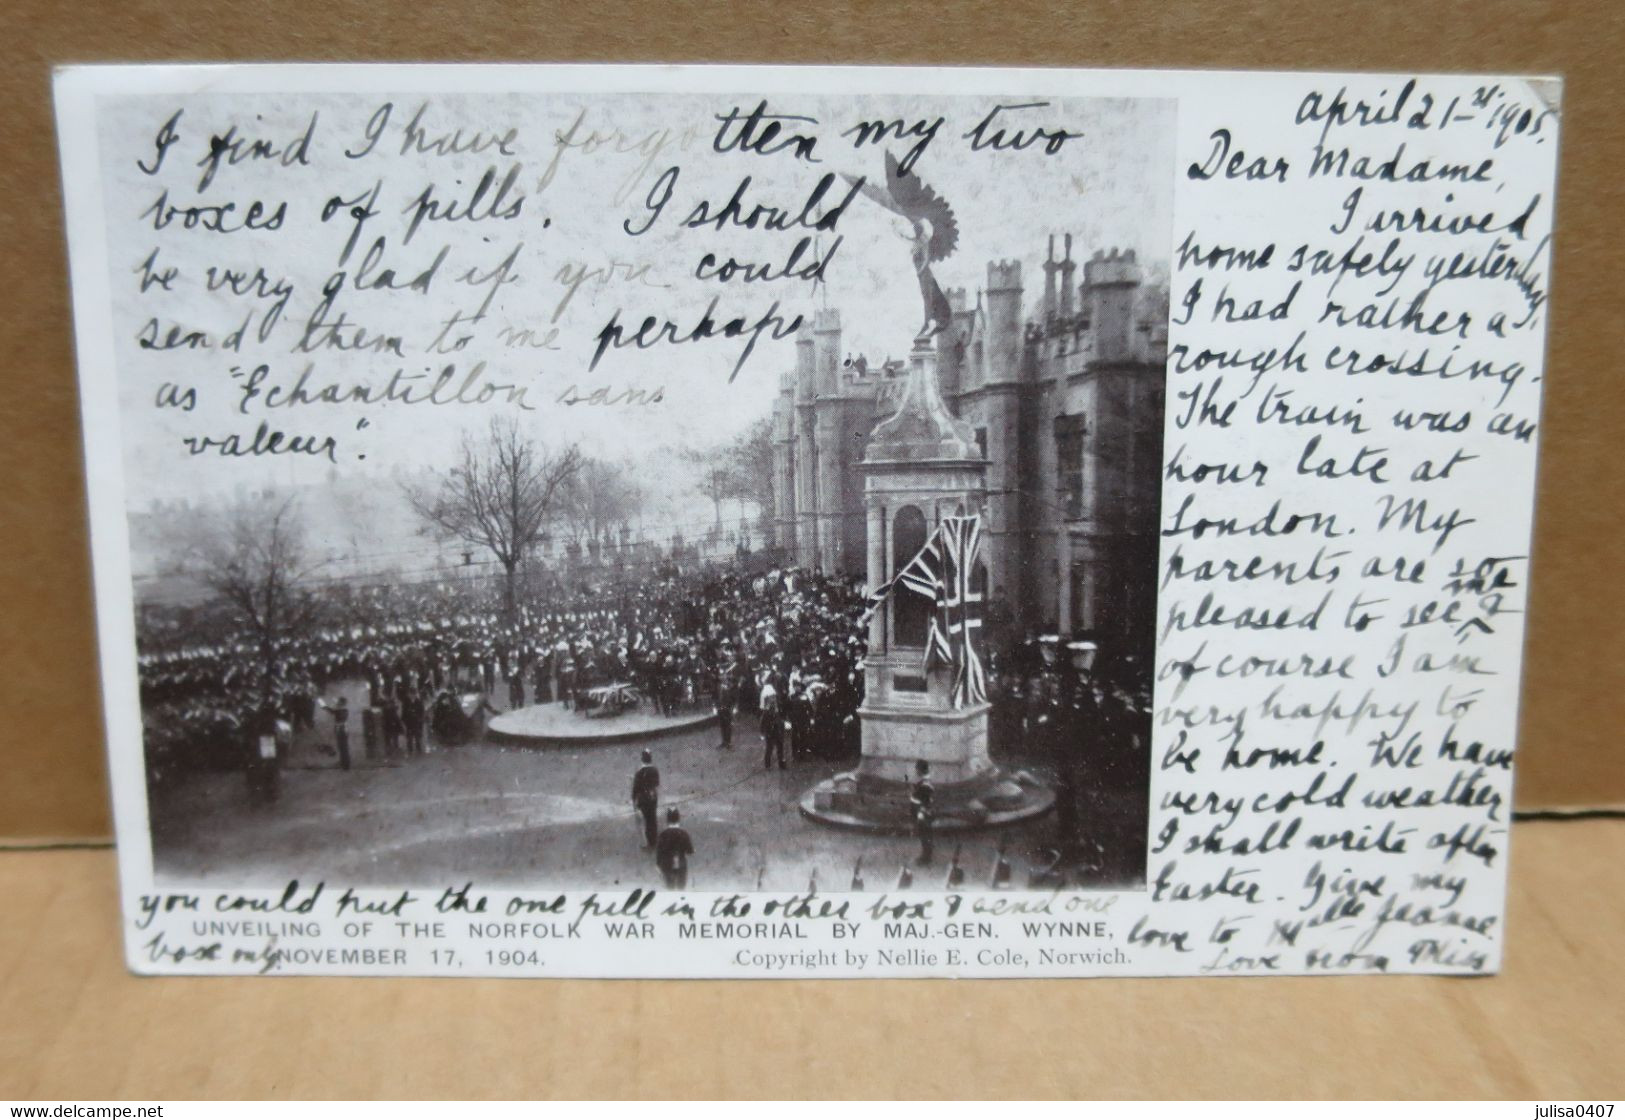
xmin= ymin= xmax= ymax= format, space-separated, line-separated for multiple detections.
xmin=759 ymin=681 xmax=786 ymax=770
xmin=402 ymin=689 xmax=425 ymax=755
xmin=716 ymin=674 xmax=736 ymax=750
xmin=910 ymin=759 xmax=935 ymax=866
xmin=361 ymin=703 xmax=380 ymax=761
xmin=381 ymin=695 xmax=403 ymax=759
xmin=533 ymin=653 xmax=553 ymax=704
xmin=631 ymin=749 xmax=660 ymax=849
xmin=655 ymin=807 xmax=694 ymax=889
xmin=787 ymin=685 xmax=812 ymax=761
xmin=559 ymin=656 xmax=577 ymax=710
xmin=320 ymin=695 xmax=352 ymax=771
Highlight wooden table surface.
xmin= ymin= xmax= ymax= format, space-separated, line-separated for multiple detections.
xmin=2 ymin=818 xmax=1621 ymax=1100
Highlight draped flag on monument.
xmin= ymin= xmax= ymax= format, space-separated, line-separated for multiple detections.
xmin=858 ymin=514 xmax=987 ymax=708
xmin=934 ymin=515 xmax=988 ymax=707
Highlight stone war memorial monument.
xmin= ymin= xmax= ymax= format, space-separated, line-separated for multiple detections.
xmin=801 ymin=153 xmax=1053 ymax=831
xmin=801 ymin=333 xmax=1054 ymax=831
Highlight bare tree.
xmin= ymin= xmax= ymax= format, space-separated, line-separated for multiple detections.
xmin=406 ymin=416 xmax=583 ymax=617
xmin=561 ymin=457 xmax=642 ymax=548
xmin=187 ymin=493 xmax=323 ymax=703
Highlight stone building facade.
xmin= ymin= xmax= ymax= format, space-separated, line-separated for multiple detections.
xmin=772 ymin=235 xmax=1168 ymax=658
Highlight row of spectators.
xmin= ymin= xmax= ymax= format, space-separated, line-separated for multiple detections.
xmin=137 ymin=558 xmax=1153 ymax=801
xmin=137 ymin=563 xmax=874 ymax=776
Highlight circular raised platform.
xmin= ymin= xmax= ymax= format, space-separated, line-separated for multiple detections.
xmin=799 ymin=767 xmax=1056 ymax=834
xmin=487 ymin=701 xmax=716 ymax=747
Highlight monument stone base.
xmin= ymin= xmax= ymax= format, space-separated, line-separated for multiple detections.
xmin=800 ymin=703 xmax=1054 ymax=832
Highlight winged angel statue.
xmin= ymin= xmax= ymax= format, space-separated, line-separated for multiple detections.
xmin=844 ymin=151 xmax=961 ymax=339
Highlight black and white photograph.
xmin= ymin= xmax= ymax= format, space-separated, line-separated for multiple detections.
xmin=117 ymin=90 xmax=1174 ymax=895
xmin=54 ymin=64 xmax=1557 ymax=979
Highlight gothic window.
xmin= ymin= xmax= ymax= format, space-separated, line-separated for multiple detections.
xmin=1054 ymin=413 xmax=1088 ymax=519
xmin=974 ymin=426 xmax=988 ymax=459
xmin=893 ymin=505 xmax=930 ymax=648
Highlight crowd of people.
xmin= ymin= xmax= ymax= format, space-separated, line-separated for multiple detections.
xmin=136 ymin=555 xmax=1154 ymax=868
xmin=135 ymin=560 xmax=875 ymax=781
xmin=990 ymin=640 xmax=1154 ymax=865
xmin=990 ymin=644 xmax=1151 ymax=781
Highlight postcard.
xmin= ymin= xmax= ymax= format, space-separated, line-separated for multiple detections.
xmin=53 ymin=63 xmax=1557 ymax=976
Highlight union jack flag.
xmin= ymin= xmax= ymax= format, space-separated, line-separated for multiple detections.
xmin=858 ymin=514 xmax=987 ymax=708
xmin=931 ymin=516 xmax=987 ymax=707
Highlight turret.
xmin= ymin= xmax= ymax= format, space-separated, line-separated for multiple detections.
xmin=813 ymin=307 xmax=842 ymax=397
xmin=948 ymin=286 xmax=977 ymax=341
xmin=936 ymin=286 xmax=972 ymax=400
xmin=795 ymin=320 xmax=816 ymax=401
xmin=984 ymin=259 xmax=1024 ymax=384
xmin=1084 ymin=247 xmax=1143 ymax=363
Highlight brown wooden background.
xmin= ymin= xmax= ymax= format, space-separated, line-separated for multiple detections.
xmin=3 ymin=0 xmax=1620 ymax=842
